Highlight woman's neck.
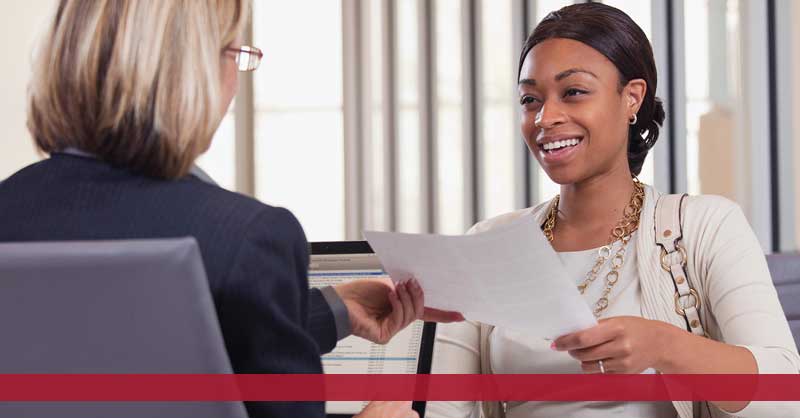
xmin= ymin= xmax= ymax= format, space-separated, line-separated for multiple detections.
xmin=556 ymin=166 xmax=636 ymax=239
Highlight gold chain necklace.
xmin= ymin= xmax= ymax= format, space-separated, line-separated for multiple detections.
xmin=543 ymin=180 xmax=645 ymax=317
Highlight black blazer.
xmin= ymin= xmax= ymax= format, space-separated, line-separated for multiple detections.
xmin=0 ymin=153 xmax=337 ymax=418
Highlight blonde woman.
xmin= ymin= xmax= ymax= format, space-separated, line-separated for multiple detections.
xmin=429 ymin=4 xmax=799 ymax=418
xmin=0 ymin=1 xmax=462 ymax=417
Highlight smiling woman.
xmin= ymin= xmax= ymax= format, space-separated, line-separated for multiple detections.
xmin=429 ymin=3 xmax=799 ymax=418
xmin=517 ymin=26 xmax=662 ymax=188
xmin=518 ymin=41 xmax=648 ymax=188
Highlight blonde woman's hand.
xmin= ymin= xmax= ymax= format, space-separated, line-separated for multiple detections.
xmin=334 ymin=278 xmax=464 ymax=344
xmin=354 ymin=401 xmax=419 ymax=418
xmin=552 ymin=316 xmax=680 ymax=374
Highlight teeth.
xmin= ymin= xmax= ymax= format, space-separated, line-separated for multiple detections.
xmin=543 ymin=138 xmax=580 ymax=151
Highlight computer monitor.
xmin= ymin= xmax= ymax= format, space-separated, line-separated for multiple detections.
xmin=310 ymin=241 xmax=435 ymax=418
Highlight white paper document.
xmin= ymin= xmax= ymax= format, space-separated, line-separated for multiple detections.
xmin=364 ymin=213 xmax=597 ymax=339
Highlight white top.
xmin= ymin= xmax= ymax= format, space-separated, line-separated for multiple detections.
xmin=427 ymin=186 xmax=800 ymax=418
xmin=487 ymin=233 xmax=674 ymax=418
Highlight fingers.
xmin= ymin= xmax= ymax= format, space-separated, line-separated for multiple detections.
xmin=580 ymin=359 xmax=612 ymax=374
xmin=568 ymin=343 xmax=614 ymax=363
xmin=404 ymin=278 xmax=464 ymax=323
xmin=357 ymin=401 xmax=417 ymax=418
xmin=367 ymin=276 xmax=465 ymax=345
xmin=422 ymin=307 xmax=465 ymax=323
xmin=393 ymin=401 xmax=415 ymax=418
xmin=408 ymin=279 xmax=425 ymax=320
xmin=364 ymin=280 xmax=422 ymax=344
xmin=396 ymin=280 xmax=416 ymax=327
xmin=553 ymin=322 xmax=617 ymax=351
xmin=386 ymin=286 xmax=404 ymax=340
xmin=579 ymin=358 xmax=644 ymax=374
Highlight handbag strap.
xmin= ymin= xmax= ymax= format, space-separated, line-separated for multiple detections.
xmin=479 ymin=322 xmax=506 ymax=418
xmin=654 ymin=194 xmax=707 ymax=337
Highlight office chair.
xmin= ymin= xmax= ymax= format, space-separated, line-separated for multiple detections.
xmin=0 ymin=238 xmax=248 ymax=418
xmin=767 ymin=253 xmax=800 ymax=351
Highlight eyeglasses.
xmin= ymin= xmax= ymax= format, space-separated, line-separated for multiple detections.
xmin=225 ymin=46 xmax=263 ymax=72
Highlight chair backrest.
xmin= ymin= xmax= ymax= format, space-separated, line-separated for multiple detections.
xmin=0 ymin=238 xmax=248 ymax=418
xmin=766 ymin=253 xmax=800 ymax=352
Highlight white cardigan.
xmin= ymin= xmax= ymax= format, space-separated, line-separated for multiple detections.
xmin=428 ymin=185 xmax=800 ymax=418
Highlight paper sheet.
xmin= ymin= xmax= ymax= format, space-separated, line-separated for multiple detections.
xmin=364 ymin=213 xmax=597 ymax=339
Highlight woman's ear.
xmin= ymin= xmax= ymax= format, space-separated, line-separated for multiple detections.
xmin=624 ymin=79 xmax=647 ymax=116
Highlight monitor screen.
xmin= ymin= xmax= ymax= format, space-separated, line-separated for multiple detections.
xmin=309 ymin=249 xmax=430 ymax=417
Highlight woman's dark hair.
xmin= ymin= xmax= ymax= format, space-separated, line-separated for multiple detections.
xmin=519 ymin=3 xmax=665 ymax=176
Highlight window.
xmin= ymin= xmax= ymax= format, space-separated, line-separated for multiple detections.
xmin=252 ymin=0 xmax=346 ymax=241
xmin=479 ymin=0 xmax=517 ymax=219
xmin=683 ymin=1 xmax=752 ymax=219
xmin=196 ymin=113 xmax=236 ymax=191
xmin=790 ymin=1 xmax=800 ymax=250
xmin=434 ymin=0 xmax=467 ymax=234
xmin=396 ymin=0 xmax=423 ymax=233
xmin=363 ymin=0 xmax=391 ymax=232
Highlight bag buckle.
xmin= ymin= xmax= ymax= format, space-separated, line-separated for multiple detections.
xmin=660 ymin=244 xmax=687 ymax=272
xmin=674 ymin=288 xmax=701 ymax=316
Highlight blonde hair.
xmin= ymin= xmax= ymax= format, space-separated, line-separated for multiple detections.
xmin=27 ymin=0 xmax=249 ymax=178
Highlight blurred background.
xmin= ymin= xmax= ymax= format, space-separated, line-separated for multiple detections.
xmin=2 ymin=0 xmax=800 ymax=253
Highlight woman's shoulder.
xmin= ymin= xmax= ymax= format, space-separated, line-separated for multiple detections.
xmin=681 ymin=193 xmax=744 ymax=227
xmin=678 ymin=193 xmax=756 ymax=257
xmin=186 ymin=179 xmax=305 ymax=239
xmin=185 ymin=182 xmax=308 ymax=275
xmin=468 ymin=201 xmax=551 ymax=234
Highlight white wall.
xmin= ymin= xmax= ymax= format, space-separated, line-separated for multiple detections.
xmin=0 ymin=0 xmax=56 ymax=180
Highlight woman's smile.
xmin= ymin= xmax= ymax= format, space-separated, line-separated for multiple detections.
xmin=536 ymin=135 xmax=585 ymax=165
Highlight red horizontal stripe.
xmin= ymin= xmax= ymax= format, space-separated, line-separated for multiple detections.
xmin=0 ymin=374 xmax=797 ymax=401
